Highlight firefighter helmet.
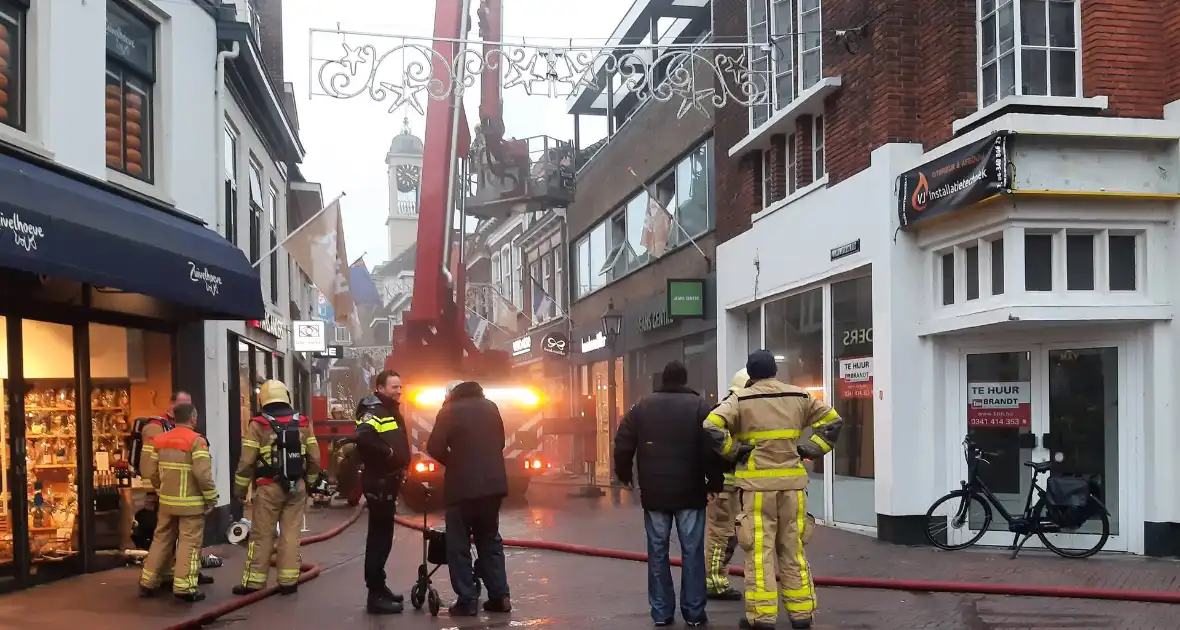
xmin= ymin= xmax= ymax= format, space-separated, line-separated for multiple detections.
xmin=730 ymin=368 xmax=751 ymax=391
xmin=258 ymin=379 xmax=291 ymax=407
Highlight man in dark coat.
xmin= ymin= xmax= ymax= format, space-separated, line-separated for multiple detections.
xmin=614 ymin=361 xmax=723 ymax=628
xmin=426 ymin=381 xmax=512 ymax=617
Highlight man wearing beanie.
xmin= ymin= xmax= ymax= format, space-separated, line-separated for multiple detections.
xmin=614 ymin=361 xmax=724 ymax=628
xmin=703 ymin=350 xmax=844 ymax=630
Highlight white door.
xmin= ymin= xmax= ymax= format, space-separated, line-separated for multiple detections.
xmin=948 ymin=344 xmax=1127 ymax=552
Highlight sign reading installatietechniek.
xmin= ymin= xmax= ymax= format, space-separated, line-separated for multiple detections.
xmin=897 ymin=131 xmax=1011 ymax=230
xmin=967 ymin=381 xmax=1031 ymax=428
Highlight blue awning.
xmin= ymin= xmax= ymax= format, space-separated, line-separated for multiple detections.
xmin=0 ymin=152 xmax=264 ymax=320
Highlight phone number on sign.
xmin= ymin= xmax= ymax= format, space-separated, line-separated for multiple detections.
xmin=968 ymin=416 xmax=1029 ymax=428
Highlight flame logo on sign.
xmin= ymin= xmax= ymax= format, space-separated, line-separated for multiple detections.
xmin=911 ymin=172 xmax=930 ymax=212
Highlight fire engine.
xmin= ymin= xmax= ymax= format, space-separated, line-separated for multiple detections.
xmin=384 ymin=0 xmax=575 ymax=512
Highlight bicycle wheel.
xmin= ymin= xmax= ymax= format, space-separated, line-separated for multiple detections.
xmin=924 ymin=489 xmax=992 ymax=550
xmin=1033 ymin=500 xmax=1110 ymax=559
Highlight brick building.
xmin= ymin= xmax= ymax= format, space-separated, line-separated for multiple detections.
xmin=710 ymin=0 xmax=1180 ymax=555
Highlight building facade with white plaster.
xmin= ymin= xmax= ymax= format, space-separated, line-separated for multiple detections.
xmin=713 ymin=0 xmax=1180 ymax=556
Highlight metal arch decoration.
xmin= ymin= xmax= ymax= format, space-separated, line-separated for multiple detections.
xmin=310 ymin=29 xmax=769 ymax=120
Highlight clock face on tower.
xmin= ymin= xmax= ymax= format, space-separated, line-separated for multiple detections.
xmin=396 ymin=165 xmax=421 ymax=193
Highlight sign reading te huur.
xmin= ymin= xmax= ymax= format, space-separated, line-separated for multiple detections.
xmin=511 ymin=336 xmax=532 ymax=357
xmin=540 ymin=332 xmax=571 ymax=357
xmin=667 ymin=279 xmax=706 ymax=319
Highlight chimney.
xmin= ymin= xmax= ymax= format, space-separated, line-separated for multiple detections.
xmin=254 ymin=0 xmax=285 ymax=91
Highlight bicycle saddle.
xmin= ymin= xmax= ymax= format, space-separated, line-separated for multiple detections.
xmin=1023 ymin=460 xmax=1052 ymax=472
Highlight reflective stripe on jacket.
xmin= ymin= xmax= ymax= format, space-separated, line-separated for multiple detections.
xmin=234 ymin=412 xmax=322 ymax=492
xmin=703 ymin=379 xmax=843 ymax=492
xmin=143 ymin=426 xmax=218 ymax=515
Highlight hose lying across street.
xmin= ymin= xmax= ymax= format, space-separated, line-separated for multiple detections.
xmin=159 ymin=499 xmax=1180 ymax=629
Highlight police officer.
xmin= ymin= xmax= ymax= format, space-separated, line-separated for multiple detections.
xmin=703 ymin=350 xmax=843 ymax=630
xmin=704 ymin=369 xmax=748 ymax=601
xmin=355 ymin=370 xmax=412 ymax=615
xmin=137 ymin=403 xmax=218 ymax=602
xmin=231 ymin=379 xmax=322 ymax=596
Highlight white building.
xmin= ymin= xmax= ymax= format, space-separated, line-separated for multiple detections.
xmin=0 ymin=0 xmax=273 ymax=588
xmin=715 ymin=110 xmax=1180 ymax=556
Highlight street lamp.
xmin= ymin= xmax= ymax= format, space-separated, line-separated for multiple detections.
xmin=601 ymin=300 xmax=623 ymax=489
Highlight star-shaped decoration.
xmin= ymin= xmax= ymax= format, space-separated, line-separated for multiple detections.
xmin=379 ymin=77 xmax=427 ymax=115
xmin=677 ymin=87 xmax=716 ymax=119
xmin=338 ymin=42 xmax=365 ymax=76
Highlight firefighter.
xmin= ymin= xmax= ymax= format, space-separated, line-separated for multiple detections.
xmin=137 ymin=403 xmax=218 ymax=602
xmin=704 ymin=368 xmax=749 ymax=601
xmin=703 ymin=350 xmax=843 ymax=630
xmin=232 ymin=379 xmax=322 ymax=596
xmin=354 ymin=370 xmax=412 ymax=615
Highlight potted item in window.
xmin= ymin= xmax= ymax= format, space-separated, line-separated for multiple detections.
xmin=106 ymin=84 xmax=124 ymax=169
xmin=124 ymin=90 xmax=144 ymax=176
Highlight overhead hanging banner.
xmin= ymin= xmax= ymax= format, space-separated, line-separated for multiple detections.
xmin=897 ymin=131 xmax=1011 ymax=230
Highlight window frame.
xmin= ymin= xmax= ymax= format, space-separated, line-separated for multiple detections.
xmin=223 ymin=123 xmax=238 ymax=245
xmin=812 ymin=114 xmax=825 ymax=181
xmin=0 ymin=0 xmax=28 ymax=134
xmin=247 ymin=156 xmax=263 ymax=263
xmin=747 ymin=0 xmax=825 ymax=132
xmin=267 ymin=183 xmax=280 ymax=304
xmin=976 ymin=0 xmax=1082 ymax=109
xmin=105 ymin=0 xmax=158 ymax=184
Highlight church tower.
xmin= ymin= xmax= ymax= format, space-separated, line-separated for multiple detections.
xmin=386 ymin=117 xmax=423 ymax=263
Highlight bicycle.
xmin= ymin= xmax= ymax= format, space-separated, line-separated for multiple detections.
xmin=924 ymin=436 xmax=1110 ymax=559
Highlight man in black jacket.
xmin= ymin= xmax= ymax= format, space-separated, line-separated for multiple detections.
xmin=614 ymin=361 xmax=723 ymax=628
xmin=426 ymin=381 xmax=512 ymax=617
xmin=354 ymin=370 xmax=412 ymax=615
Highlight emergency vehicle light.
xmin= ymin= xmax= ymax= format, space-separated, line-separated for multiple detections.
xmin=412 ymin=386 xmax=542 ymax=407
xmin=413 ymin=460 xmax=437 ymax=473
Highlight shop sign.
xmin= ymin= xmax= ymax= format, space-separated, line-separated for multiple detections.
xmin=667 ymin=279 xmax=706 ymax=319
xmin=830 ymin=239 xmax=860 ymax=261
xmin=313 ymin=345 xmax=342 ymax=359
xmin=967 ymin=381 xmax=1031 ymax=428
xmin=188 ymin=261 xmax=223 ymax=296
xmin=292 ymin=320 xmax=327 ymax=352
xmin=637 ymin=308 xmax=673 ymax=332
xmin=511 ymin=336 xmax=532 ymax=357
xmin=897 ymin=131 xmax=1011 ymax=230
xmin=837 ymin=356 xmax=874 ymax=399
xmin=540 ymin=332 xmax=570 ymax=357
xmin=841 ymin=327 xmax=873 ymax=347
xmin=0 ymin=211 xmax=44 ymax=252
xmin=106 ymin=1 xmax=155 ymax=77
xmin=249 ymin=312 xmax=288 ymax=339
xmin=581 ymin=331 xmax=606 ymax=353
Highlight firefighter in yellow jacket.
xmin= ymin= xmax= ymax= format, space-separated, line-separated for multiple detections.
xmin=704 ymin=368 xmax=749 ymax=601
xmin=137 ymin=403 xmax=218 ymax=602
xmin=232 ymin=379 xmax=322 ymax=596
xmin=703 ymin=350 xmax=843 ymax=630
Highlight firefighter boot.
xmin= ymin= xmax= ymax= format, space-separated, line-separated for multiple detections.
xmin=367 ymin=590 xmax=404 ymax=614
xmin=738 ymin=619 xmax=776 ymax=630
xmin=790 ymin=618 xmax=813 ymax=629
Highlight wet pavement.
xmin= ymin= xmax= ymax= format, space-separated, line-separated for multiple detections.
xmin=6 ymin=483 xmax=1180 ymax=629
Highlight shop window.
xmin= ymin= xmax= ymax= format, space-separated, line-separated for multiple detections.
xmin=248 ymin=158 xmax=263 ymax=263
xmin=763 ymin=287 xmax=825 ymax=518
xmin=88 ymin=323 xmax=173 ymax=558
xmin=1024 ymin=232 xmax=1053 ymax=291
xmin=223 ymin=123 xmax=239 ymax=245
xmin=940 ymin=251 xmax=955 ymax=305
xmin=746 ymin=307 xmax=762 ymax=354
xmin=831 ymin=276 xmax=874 ymax=527
xmin=965 ymin=245 xmax=980 ymax=300
xmin=105 ymin=1 xmax=157 ymax=183
xmin=0 ymin=0 xmax=27 ymax=131
xmin=1065 ymin=232 xmax=1094 ymax=290
xmin=1108 ymin=234 xmax=1136 ymax=291
xmin=991 ymin=238 xmax=1005 ymax=295
xmin=268 ymin=184 xmax=279 ymax=304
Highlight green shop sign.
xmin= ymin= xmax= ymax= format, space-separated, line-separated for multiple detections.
xmin=667 ymin=279 xmax=706 ymax=319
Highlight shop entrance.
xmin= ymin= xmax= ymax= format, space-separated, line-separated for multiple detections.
xmin=951 ymin=343 xmax=1129 ymax=552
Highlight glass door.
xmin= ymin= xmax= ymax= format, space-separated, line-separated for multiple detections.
xmin=952 ymin=345 xmax=1124 ymax=552
xmin=0 ymin=315 xmax=28 ymax=592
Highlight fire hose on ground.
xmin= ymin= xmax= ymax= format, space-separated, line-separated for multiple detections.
xmin=159 ymin=502 xmax=1180 ymax=630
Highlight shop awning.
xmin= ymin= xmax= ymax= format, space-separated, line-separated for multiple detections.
xmin=0 ymin=152 xmax=264 ymax=319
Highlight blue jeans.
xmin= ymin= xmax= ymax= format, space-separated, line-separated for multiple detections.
xmin=445 ymin=496 xmax=510 ymax=609
xmin=644 ymin=508 xmax=707 ymax=624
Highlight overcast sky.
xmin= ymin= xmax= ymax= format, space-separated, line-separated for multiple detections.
xmin=281 ymin=0 xmax=634 ymax=267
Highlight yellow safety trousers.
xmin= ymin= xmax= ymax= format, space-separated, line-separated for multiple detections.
xmin=735 ymin=489 xmax=817 ymax=625
xmin=139 ymin=513 xmax=205 ymax=595
xmin=705 ymin=491 xmax=737 ymax=594
xmin=239 ymin=482 xmax=308 ymax=589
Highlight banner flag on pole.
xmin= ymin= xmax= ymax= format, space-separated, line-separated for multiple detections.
xmin=285 ymin=197 xmax=358 ymax=333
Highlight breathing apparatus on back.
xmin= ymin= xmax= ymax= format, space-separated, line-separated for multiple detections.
xmin=256 ymin=380 xmax=306 ymax=494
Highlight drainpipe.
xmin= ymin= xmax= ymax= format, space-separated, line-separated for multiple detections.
xmin=215 ymin=41 xmax=241 ymax=235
